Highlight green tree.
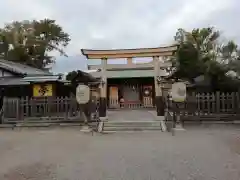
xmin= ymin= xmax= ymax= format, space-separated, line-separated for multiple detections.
xmin=172 ymin=27 xmax=240 ymax=90
xmin=66 ymin=70 xmax=97 ymax=86
xmin=66 ymin=70 xmax=78 ymax=82
xmin=174 ymin=27 xmax=221 ymax=79
xmin=220 ymin=41 xmax=240 ymax=75
xmin=0 ymin=19 xmax=70 ymax=69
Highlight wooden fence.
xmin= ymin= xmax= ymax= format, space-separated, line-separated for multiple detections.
xmin=2 ymin=96 xmax=84 ymax=124
xmin=165 ymin=92 xmax=240 ymax=122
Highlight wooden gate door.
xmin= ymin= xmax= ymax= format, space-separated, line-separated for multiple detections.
xmin=109 ymin=86 xmax=119 ymax=108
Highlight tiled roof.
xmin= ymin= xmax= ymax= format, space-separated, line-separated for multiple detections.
xmin=0 ymin=76 xmax=68 ymax=86
xmin=0 ymin=77 xmax=30 ymax=85
xmin=21 ymin=75 xmax=65 ymax=83
xmin=0 ymin=59 xmax=51 ymax=76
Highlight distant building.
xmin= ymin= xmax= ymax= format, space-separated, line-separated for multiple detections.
xmin=0 ymin=59 xmax=69 ymax=97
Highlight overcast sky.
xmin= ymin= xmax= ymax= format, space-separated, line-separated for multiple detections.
xmin=0 ymin=0 xmax=239 ymax=73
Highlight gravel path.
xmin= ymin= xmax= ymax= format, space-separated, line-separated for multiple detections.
xmin=0 ymin=126 xmax=240 ymax=180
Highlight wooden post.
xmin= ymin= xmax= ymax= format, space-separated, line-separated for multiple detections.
xmin=237 ymin=90 xmax=240 ymax=114
xmin=153 ymin=56 xmax=164 ymax=116
xmin=216 ymin=91 xmax=220 ymax=113
xmin=99 ymin=58 xmax=107 ymax=120
xmin=0 ymin=89 xmax=4 ymax=124
xmin=127 ymin=57 xmax=133 ymax=65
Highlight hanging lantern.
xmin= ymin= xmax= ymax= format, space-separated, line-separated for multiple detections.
xmin=143 ymin=86 xmax=152 ymax=97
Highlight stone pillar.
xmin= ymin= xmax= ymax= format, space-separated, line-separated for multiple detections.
xmin=0 ymin=88 xmax=5 ymax=124
xmin=99 ymin=58 xmax=107 ymax=120
xmin=153 ymin=56 xmax=164 ymax=116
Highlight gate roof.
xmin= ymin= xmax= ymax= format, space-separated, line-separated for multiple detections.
xmin=81 ymin=45 xmax=178 ymax=59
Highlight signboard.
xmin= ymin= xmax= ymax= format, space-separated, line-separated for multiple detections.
xmin=33 ymin=84 xmax=53 ymax=97
xmin=76 ymin=85 xmax=90 ymax=104
xmin=171 ymin=82 xmax=186 ymax=102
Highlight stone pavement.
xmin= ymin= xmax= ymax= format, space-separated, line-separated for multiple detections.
xmin=0 ymin=126 xmax=240 ymax=180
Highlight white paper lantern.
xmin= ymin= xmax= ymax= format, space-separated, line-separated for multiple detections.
xmin=171 ymin=82 xmax=186 ymax=102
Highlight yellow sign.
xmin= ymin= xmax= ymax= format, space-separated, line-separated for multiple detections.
xmin=33 ymin=84 xmax=53 ymax=97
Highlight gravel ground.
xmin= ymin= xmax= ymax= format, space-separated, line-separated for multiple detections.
xmin=0 ymin=126 xmax=240 ymax=180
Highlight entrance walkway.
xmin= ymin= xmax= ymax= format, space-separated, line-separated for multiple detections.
xmin=107 ymin=109 xmax=159 ymax=121
xmin=103 ymin=109 xmax=164 ymax=132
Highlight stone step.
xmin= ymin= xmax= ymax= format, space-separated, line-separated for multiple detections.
xmin=104 ymin=121 xmax=161 ymax=127
xmin=102 ymin=120 xmax=162 ymax=132
xmin=103 ymin=126 xmax=162 ymax=132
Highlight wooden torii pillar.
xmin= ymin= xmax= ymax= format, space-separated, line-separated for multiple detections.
xmin=81 ymin=45 xmax=177 ymax=120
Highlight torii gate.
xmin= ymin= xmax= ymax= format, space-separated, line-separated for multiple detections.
xmin=81 ymin=45 xmax=178 ymax=120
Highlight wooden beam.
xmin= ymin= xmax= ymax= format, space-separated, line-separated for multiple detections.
xmin=85 ymin=51 xmax=174 ymax=59
xmin=81 ymin=45 xmax=177 ymax=55
xmin=88 ymin=61 xmax=172 ymax=70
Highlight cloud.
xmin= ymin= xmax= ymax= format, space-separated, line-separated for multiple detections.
xmin=0 ymin=0 xmax=239 ymax=73
xmin=156 ymin=0 xmax=235 ymax=43
xmin=0 ymin=1 xmax=54 ymax=23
